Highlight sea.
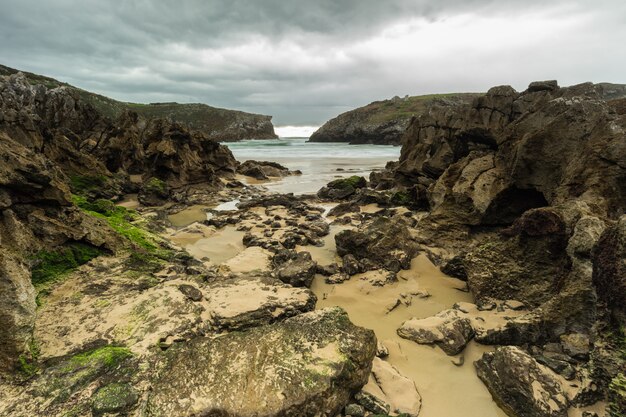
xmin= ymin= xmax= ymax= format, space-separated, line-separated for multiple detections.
xmin=224 ymin=137 xmax=400 ymax=195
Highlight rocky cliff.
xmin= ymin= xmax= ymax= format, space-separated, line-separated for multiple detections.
xmin=0 ymin=64 xmax=277 ymax=141
xmin=318 ymin=80 xmax=626 ymax=417
xmin=309 ymin=93 xmax=479 ymax=145
xmin=0 ymin=70 xmax=241 ymax=371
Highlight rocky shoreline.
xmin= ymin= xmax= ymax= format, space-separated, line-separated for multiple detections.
xmin=0 ymin=75 xmax=625 ymax=417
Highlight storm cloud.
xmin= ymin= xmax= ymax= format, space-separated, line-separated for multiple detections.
xmin=1 ymin=0 xmax=625 ymax=126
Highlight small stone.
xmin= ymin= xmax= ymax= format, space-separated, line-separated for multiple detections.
xmin=376 ymin=341 xmax=389 ymax=358
xmin=504 ymin=299 xmax=526 ymax=310
xmin=451 ymin=355 xmax=465 ymax=367
xmin=385 ymin=299 xmax=402 ymax=314
xmin=560 ymin=333 xmax=590 ymax=360
xmin=178 ymin=284 xmax=203 ymax=302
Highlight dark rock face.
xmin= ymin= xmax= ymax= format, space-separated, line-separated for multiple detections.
xmin=237 ymin=160 xmax=300 ymax=180
xmin=274 ymin=251 xmax=317 ymax=287
xmin=335 ymin=216 xmax=420 ymax=272
xmin=396 ymin=82 xmax=626 ymax=221
xmin=592 ymin=215 xmax=626 ymax=322
xmin=145 ymin=308 xmax=377 ymax=417
xmin=475 ymin=346 xmax=569 ymax=417
xmin=318 ymin=176 xmax=367 ymax=200
xmin=309 ymin=94 xmax=478 ymax=145
xmin=0 ymin=132 xmax=119 ymax=370
xmin=0 ymin=72 xmax=238 ymax=197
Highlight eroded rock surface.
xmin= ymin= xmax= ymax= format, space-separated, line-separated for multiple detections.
xmin=475 ymin=346 xmax=569 ymax=417
xmin=146 ymin=307 xmax=377 ymax=417
xmin=397 ymin=309 xmax=474 ymax=355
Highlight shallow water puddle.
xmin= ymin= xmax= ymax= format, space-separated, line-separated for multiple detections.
xmin=168 ymin=205 xmax=211 ymax=227
xmin=179 ymin=225 xmax=246 ymax=265
xmin=310 ymin=251 xmax=507 ymax=417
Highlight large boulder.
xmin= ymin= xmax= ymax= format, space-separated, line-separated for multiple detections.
xmin=335 ymin=215 xmax=420 ymax=272
xmin=397 ymin=309 xmax=474 ymax=355
xmin=475 ymin=346 xmax=569 ymax=417
xmin=205 ymin=274 xmax=317 ymax=331
xmin=317 ymin=176 xmax=367 ymax=200
xmin=145 ymin=307 xmax=377 ymax=417
xmin=274 ymin=250 xmax=318 ymax=287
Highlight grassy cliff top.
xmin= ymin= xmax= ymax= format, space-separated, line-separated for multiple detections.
xmin=358 ymin=93 xmax=482 ymax=124
xmin=0 ymin=64 xmax=273 ymax=133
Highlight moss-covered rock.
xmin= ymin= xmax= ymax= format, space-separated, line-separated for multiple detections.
xmin=318 ymin=176 xmax=367 ymax=200
xmin=138 ymin=177 xmax=169 ymax=206
xmin=91 ymin=382 xmax=138 ymax=416
xmin=609 ymin=373 xmax=626 ymax=417
xmin=146 ymin=307 xmax=377 ymax=417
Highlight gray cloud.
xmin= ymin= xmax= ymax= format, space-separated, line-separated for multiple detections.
xmin=1 ymin=0 xmax=625 ymax=125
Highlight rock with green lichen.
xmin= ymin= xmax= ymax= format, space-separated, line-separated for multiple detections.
xmin=91 ymin=382 xmax=138 ymax=416
xmin=317 ymin=176 xmax=367 ymax=200
xmin=609 ymin=373 xmax=626 ymax=417
xmin=139 ymin=177 xmax=170 ymax=206
xmin=146 ymin=307 xmax=377 ymax=417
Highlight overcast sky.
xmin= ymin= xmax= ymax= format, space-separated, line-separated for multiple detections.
xmin=1 ymin=0 xmax=625 ymax=127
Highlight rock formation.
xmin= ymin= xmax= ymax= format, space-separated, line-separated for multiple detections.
xmin=309 ymin=93 xmax=479 ymax=145
xmin=0 ymin=64 xmax=278 ymax=141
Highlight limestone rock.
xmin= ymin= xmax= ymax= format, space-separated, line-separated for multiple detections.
xmin=397 ymin=309 xmax=474 ymax=355
xmin=0 ymin=255 xmax=36 ymax=371
xmin=274 ymin=251 xmax=317 ymax=287
xmin=360 ymin=357 xmax=422 ymax=417
xmin=475 ymin=346 xmax=569 ymax=417
xmin=335 ymin=216 xmax=420 ymax=272
xmin=145 ymin=308 xmax=377 ymax=417
xmin=205 ymin=274 xmax=316 ymax=331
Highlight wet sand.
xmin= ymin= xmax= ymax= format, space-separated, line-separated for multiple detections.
xmin=311 ymin=253 xmax=508 ymax=417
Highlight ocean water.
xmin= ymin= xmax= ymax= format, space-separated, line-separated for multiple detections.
xmin=225 ymin=138 xmax=400 ymax=194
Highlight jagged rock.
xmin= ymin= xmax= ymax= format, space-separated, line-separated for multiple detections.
xmin=0 ymin=255 xmax=36 ymax=371
xmin=359 ymin=357 xmax=422 ymax=417
xmin=205 ymin=274 xmax=316 ymax=331
xmin=475 ymin=346 xmax=569 ymax=417
xmin=396 ymin=81 xmax=626 ymax=221
xmin=397 ymin=309 xmax=474 ymax=355
xmin=592 ymin=215 xmax=626 ymax=321
xmin=177 ymin=284 xmax=203 ymax=302
xmin=342 ymin=254 xmax=360 ymax=275
xmin=237 ymin=160 xmax=297 ymax=179
xmin=317 ymin=176 xmax=367 ymax=200
xmin=344 ymin=403 xmax=365 ymax=417
xmin=560 ymin=333 xmax=590 ymax=360
xmin=335 ymin=216 xmax=419 ymax=272
xmin=328 ymin=201 xmax=360 ymax=217
xmin=145 ymin=308 xmax=377 ymax=417
xmin=274 ymin=251 xmax=317 ymax=287
xmin=464 ymin=208 xmax=569 ymax=307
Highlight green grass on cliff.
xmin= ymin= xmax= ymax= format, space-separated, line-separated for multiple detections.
xmin=360 ymin=93 xmax=481 ymax=124
xmin=31 ymin=243 xmax=104 ymax=289
xmin=0 ymin=64 xmax=273 ymax=135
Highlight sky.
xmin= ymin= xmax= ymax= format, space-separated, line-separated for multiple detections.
xmin=1 ymin=0 xmax=625 ymax=129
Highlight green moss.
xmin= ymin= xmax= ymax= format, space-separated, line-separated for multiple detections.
xmin=31 ymin=242 xmax=104 ymax=290
xmin=390 ymin=190 xmax=412 ymax=206
xmin=73 ymin=195 xmax=171 ymax=259
xmin=328 ymin=175 xmax=366 ymax=190
xmin=609 ymin=373 xmax=626 ymax=417
xmin=69 ymin=174 xmax=108 ymax=195
xmin=63 ymin=346 xmax=132 ymax=372
xmin=35 ymin=346 xmax=133 ymax=406
xmin=17 ymin=354 xmax=38 ymax=378
xmin=143 ymin=177 xmax=168 ymax=195
xmin=91 ymin=383 xmax=138 ymax=415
